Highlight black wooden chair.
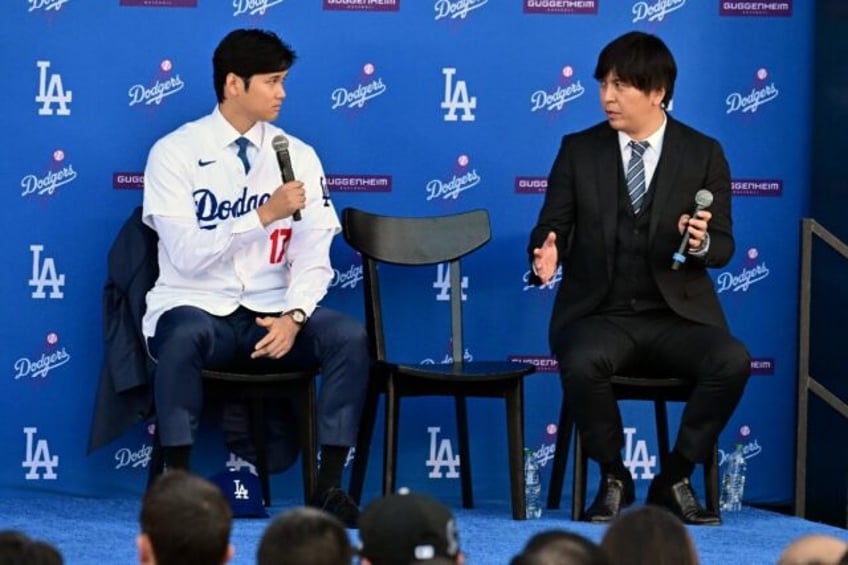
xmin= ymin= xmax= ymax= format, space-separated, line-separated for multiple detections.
xmin=341 ymin=207 xmax=537 ymax=520
xmin=147 ymin=367 xmax=319 ymax=507
xmin=546 ymin=375 xmax=720 ymax=520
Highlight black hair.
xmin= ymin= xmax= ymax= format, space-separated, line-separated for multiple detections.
xmin=213 ymin=28 xmax=297 ymax=102
xmin=257 ymin=507 xmax=352 ymax=565
xmin=594 ymin=31 xmax=677 ymax=108
xmin=140 ymin=470 xmax=232 ymax=565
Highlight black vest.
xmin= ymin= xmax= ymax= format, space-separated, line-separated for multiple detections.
xmin=599 ymin=167 xmax=669 ymax=314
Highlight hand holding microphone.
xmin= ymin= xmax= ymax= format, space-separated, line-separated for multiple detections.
xmin=272 ymin=134 xmax=304 ymax=222
xmin=671 ymin=189 xmax=713 ymax=270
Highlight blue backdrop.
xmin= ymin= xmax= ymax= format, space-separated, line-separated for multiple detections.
xmin=1 ymin=0 xmax=808 ymax=509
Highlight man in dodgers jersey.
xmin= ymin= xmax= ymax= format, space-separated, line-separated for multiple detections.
xmin=142 ymin=28 xmax=367 ymax=527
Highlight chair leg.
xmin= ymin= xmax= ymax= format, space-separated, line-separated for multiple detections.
xmin=147 ymin=424 xmax=164 ymax=491
xmin=250 ymin=397 xmax=272 ymax=507
xmin=349 ymin=376 xmax=380 ymax=504
xmin=572 ymin=431 xmax=588 ymax=521
xmin=299 ymin=379 xmax=318 ymax=504
xmin=505 ymin=381 xmax=526 ymax=520
xmin=383 ymin=377 xmax=400 ymax=497
xmin=456 ymin=395 xmax=474 ymax=508
xmin=655 ymin=400 xmax=670 ymax=470
xmin=547 ymin=398 xmax=572 ymax=510
xmin=705 ymin=442 xmax=720 ymax=513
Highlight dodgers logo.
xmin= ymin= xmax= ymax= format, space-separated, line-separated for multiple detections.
xmin=28 ymin=0 xmax=71 ymax=12
xmin=21 ymin=149 xmax=77 ymax=198
xmin=194 ymin=187 xmax=271 ymax=229
xmin=523 ymin=265 xmax=563 ymax=291
xmin=426 ymin=155 xmax=481 ymax=201
xmin=719 ymin=424 xmax=763 ymax=465
xmin=330 ymin=263 xmax=364 ymax=290
xmin=226 ymin=453 xmax=257 ymax=475
xmin=441 ymin=68 xmax=476 ymax=122
xmin=23 ymin=427 xmax=59 ymax=480
xmin=128 ymin=59 xmax=185 ymax=107
xmin=36 ymin=60 xmax=72 ymax=116
xmin=434 ymin=0 xmax=488 ymax=20
xmin=115 ymin=444 xmax=153 ymax=469
xmin=716 ymin=248 xmax=770 ymax=293
xmin=29 ymin=244 xmax=65 ymax=299
xmin=434 ymin=263 xmax=468 ymax=302
xmin=726 ymin=68 xmax=779 ymax=114
xmin=422 ymin=347 xmax=474 ymax=365
xmin=233 ymin=0 xmax=285 ymax=16
xmin=331 ymin=63 xmax=387 ymax=111
xmin=530 ymin=66 xmax=585 ymax=113
xmin=426 ymin=426 xmax=461 ymax=478
xmin=14 ymin=333 xmax=71 ymax=380
xmin=623 ymin=427 xmax=656 ymax=480
xmin=631 ymin=0 xmax=686 ymax=23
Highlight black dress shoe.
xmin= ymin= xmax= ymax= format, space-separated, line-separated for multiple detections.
xmin=646 ymin=477 xmax=721 ymax=526
xmin=583 ymin=473 xmax=635 ymax=523
xmin=309 ymin=487 xmax=360 ymax=528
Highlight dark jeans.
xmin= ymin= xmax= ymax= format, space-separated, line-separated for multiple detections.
xmin=148 ymin=305 xmax=369 ymax=448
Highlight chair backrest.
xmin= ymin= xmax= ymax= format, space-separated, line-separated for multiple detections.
xmin=341 ymin=207 xmax=491 ymax=364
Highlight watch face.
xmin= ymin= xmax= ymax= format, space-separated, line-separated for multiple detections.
xmin=290 ymin=310 xmax=306 ymax=324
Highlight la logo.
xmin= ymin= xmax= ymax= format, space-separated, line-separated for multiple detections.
xmin=36 ymin=60 xmax=72 ymax=116
xmin=623 ymin=427 xmax=657 ymax=480
xmin=233 ymin=479 xmax=249 ymax=500
xmin=225 ymin=453 xmax=257 ymax=475
xmin=441 ymin=68 xmax=476 ymax=122
xmin=29 ymin=244 xmax=65 ymax=299
xmin=22 ymin=427 xmax=59 ymax=480
xmin=433 ymin=263 xmax=468 ymax=302
xmin=425 ymin=426 xmax=460 ymax=478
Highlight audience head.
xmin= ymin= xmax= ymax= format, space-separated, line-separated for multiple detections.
xmin=0 ymin=530 xmax=63 ymax=565
xmin=601 ymin=505 xmax=698 ymax=565
xmin=778 ymin=534 xmax=848 ymax=565
xmin=358 ymin=490 xmax=463 ymax=565
xmin=138 ymin=470 xmax=234 ymax=565
xmin=257 ymin=506 xmax=352 ymax=565
xmin=510 ymin=529 xmax=608 ymax=565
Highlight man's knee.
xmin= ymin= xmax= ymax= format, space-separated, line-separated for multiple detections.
xmin=707 ymin=338 xmax=751 ymax=387
xmin=153 ymin=307 xmax=215 ymax=359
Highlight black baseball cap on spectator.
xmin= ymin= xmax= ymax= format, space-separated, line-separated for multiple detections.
xmin=358 ymin=490 xmax=460 ymax=565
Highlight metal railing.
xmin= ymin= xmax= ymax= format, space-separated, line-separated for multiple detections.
xmin=795 ymin=218 xmax=848 ymax=518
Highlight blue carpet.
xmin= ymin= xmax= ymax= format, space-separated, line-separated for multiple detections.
xmin=0 ymin=494 xmax=845 ymax=564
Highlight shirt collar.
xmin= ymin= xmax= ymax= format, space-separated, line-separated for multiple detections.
xmin=618 ymin=112 xmax=668 ymax=155
xmin=209 ymin=106 xmax=265 ymax=150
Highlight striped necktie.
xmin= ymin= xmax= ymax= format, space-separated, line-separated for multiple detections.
xmin=626 ymin=140 xmax=650 ymax=213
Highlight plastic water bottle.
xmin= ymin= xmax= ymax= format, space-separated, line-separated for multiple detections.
xmin=524 ymin=448 xmax=542 ymax=519
xmin=719 ymin=444 xmax=747 ymax=512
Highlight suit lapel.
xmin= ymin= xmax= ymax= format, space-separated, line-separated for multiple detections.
xmin=649 ymin=117 xmax=685 ymax=242
xmin=596 ymin=125 xmax=620 ymax=278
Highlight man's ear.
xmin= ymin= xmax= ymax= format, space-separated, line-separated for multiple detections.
xmin=223 ymin=543 xmax=235 ymax=563
xmin=137 ymin=534 xmax=155 ymax=565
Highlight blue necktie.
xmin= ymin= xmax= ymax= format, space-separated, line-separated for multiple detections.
xmin=235 ymin=137 xmax=251 ymax=175
xmin=626 ymin=140 xmax=650 ymax=213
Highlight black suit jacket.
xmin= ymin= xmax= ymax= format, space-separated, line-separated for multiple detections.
xmin=529 ymin=117 xmax=735 ymax=348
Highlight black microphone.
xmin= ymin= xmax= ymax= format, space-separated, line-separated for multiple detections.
xmin=671 ymin=189 xmax=714 ymax=271
xmin=272 ymin=134 xmax=301 ymax=222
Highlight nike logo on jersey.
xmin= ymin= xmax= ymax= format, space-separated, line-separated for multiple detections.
xmin=198 ymin=159 xmax=216 ymax=167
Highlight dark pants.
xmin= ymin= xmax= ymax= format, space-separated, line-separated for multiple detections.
xmin=553 ymin=310 xmax=751 ymax=465
xmin=148 ymin=305 xmax=369 ymax=449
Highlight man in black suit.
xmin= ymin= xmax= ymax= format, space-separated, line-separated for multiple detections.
xmin=528 ymin=31 xmax=750 ymax=526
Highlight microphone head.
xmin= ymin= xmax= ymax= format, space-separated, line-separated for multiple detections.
xmin=695 ymin=189 xmax=714 ymax=209
xmin=272 ymin=134 xmax=289 ymax=152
